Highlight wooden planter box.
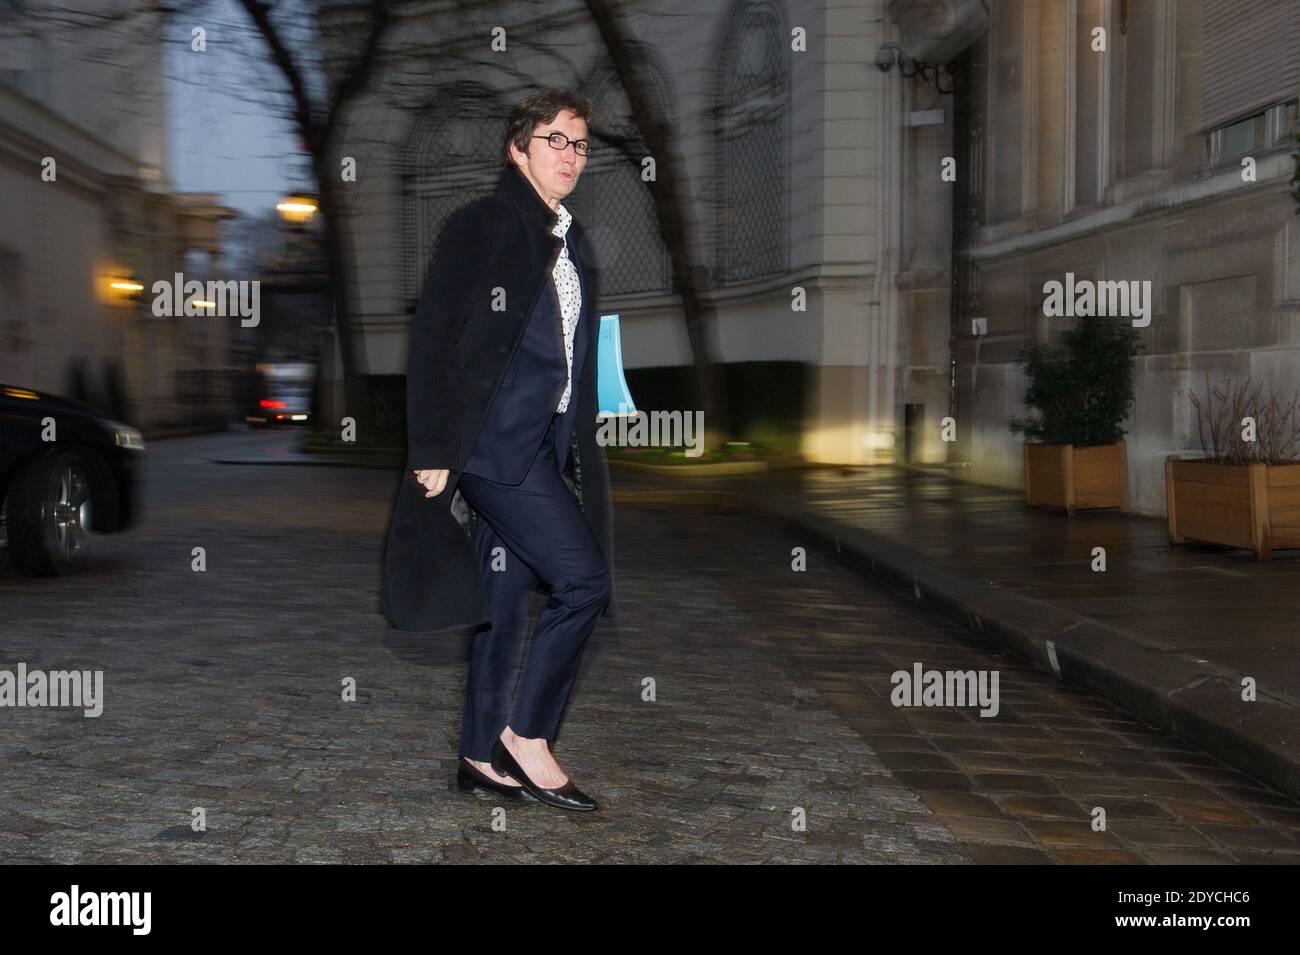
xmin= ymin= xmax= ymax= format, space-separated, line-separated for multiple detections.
xmin=1023 ymin=441 xmax=1128 ymax=515
xmin=1165 ymin=456 xmax=1300 ymax=561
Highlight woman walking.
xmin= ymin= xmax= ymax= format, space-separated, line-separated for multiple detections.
xmin=381 ymin=88 xmax=616 ymax=812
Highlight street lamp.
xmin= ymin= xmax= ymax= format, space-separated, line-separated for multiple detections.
xmin=101 ymin=268 xmax=144 ymax=306
xmin=276 ymin=193 xmax=319 ymax=226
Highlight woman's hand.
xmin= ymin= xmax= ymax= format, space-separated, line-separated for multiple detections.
xmin=413 ymin=468 xmax=450 ymax=498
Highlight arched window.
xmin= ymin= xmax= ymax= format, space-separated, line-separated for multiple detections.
xmin=401 ymin=83 xmax=506 ymax=309
xmin=565 ymin=49 xmax=676 ymax=296
xmin=714 ymin=0 xmax=789 ymax=283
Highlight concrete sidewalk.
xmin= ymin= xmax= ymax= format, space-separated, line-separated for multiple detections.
xmin=610 ymin=463 xmax=1300 ymax=803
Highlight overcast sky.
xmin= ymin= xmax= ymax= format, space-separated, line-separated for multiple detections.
xmin=164 ymin=0 xmax=302 ymax=219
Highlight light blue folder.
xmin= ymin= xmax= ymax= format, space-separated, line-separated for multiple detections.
xmin=596 ymin=313 xmax=637 ymax=417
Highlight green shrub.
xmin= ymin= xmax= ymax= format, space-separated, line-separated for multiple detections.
xmin=1008 ymin=315 xmax=1142 ymax=447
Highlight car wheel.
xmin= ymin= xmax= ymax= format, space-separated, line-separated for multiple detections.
xmin=7 ymin=448 xmax=95 ymax=576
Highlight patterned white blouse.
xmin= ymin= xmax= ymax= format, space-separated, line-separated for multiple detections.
xmin=550 ymin=202 xmax=582 ymax=414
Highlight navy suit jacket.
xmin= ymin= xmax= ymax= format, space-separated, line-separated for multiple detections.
xmin=460 ymin=229 xmax=590 ymax=484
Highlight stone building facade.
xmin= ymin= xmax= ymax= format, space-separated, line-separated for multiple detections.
xmin=0 ymin=0 xmax=238 ymax=431
xmin=320 ymin=0 xmax=918 ymax=464
xmin=948 ymin=0 xmax=1300 ymax=515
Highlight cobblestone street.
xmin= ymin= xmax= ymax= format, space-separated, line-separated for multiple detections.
xmin=2 ymin=432 xmax=1297 ymax=863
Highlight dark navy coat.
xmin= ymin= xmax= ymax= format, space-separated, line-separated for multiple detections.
xmin=380 ymin=163 xmax=616 ymax=632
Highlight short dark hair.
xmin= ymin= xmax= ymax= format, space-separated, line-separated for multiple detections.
xmin=503 ymin=86 xmax=598 ymax=167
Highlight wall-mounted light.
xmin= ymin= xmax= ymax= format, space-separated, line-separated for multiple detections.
xmin=276 ymin=193 xmax=319 ymax=226
xmin=864 ymin=430 xmax=897 ymax=451
xmin=100 ymin=268 xmax=145 ymax=305
xmin=876 ymin=42 xmax=902 ymax=72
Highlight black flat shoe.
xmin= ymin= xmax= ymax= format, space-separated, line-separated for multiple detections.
xmin=456 ymin=758 xmax=538 ymax=802
xmin=490 ymin=738 xmax=598 ymax=812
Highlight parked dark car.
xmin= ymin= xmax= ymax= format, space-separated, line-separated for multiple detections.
xmin=0 ymin=379 xmax=144 ymax=575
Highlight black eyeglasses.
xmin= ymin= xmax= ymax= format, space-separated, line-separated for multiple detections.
xmin=532 ymin=132 xmax=591 ymax=157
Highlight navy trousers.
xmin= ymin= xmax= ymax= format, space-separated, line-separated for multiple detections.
xmin=455 ymin=413 xmax=610 ymax=760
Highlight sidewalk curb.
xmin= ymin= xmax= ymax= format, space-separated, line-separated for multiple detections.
xmin=142 ymin=426 xmax=228 ymax=441
xmin=208 ymin=454 xmax=401 ymax=470
xmin=619 ymin=484 xmax=1300 ymax=801
xmin=607 ymin=453 xmax=807 ymax=477
xmin=608 ymin=458 xmax=769 ymax=476
xmin=760 ymin=501 xmax=1300 ymax=802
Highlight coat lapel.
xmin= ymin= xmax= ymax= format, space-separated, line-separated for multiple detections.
xmin=569 ymin=224 xmax=591 ymax=387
